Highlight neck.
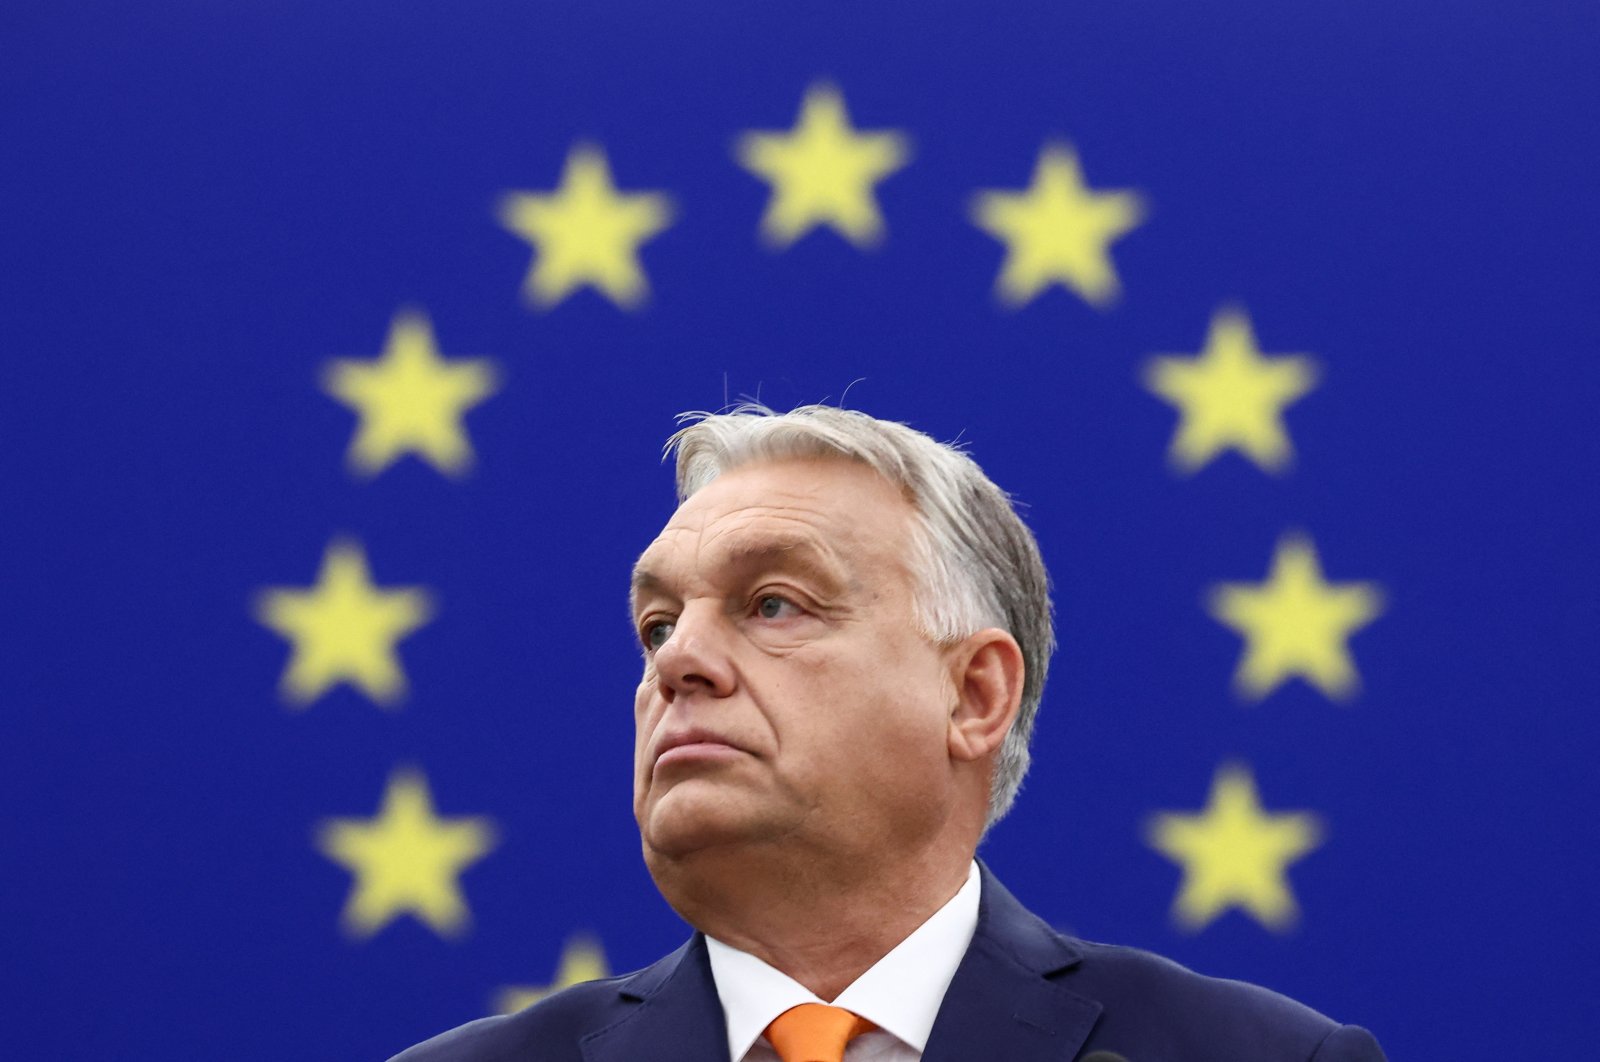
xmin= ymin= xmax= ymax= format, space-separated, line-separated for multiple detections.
xmin=650 ymin=840 xmax=975 ymax=1001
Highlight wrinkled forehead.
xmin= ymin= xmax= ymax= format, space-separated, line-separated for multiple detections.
xmin=630 ymin=458 xmax=918 ymax=602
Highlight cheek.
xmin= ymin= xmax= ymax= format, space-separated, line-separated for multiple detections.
xmin=633 ymin=674 xmax=652 ymax=723
xmin=869 ymin=652 xmax=955 ymax=747
xmin=818 ymin=645 xmax=950 ymax=748
xmin=632 ymin=681 xmax=658 ymax=768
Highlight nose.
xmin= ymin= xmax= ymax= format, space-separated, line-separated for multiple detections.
xmin=652 ymin=601 xmax=736 ymax=701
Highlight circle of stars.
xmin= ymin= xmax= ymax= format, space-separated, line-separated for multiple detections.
xmin=245 ymin=74 xmax=1394 ymax=1007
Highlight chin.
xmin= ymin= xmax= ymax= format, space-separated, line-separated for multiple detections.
xmin=639 ymin=783 xmax=772 ymax=861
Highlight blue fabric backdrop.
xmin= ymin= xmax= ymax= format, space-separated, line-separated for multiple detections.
xmin=4 ymin=1 xmax=1596 ymax=1058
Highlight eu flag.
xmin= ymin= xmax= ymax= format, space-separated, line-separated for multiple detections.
xmin=4 ymin=1 xmax=1595 ymax=1057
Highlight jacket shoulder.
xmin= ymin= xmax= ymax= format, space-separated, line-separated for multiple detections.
xmin=1069 ymin=941 xmax=1385 ymax=1060
xmin=387 ymin=976 xmax=633 ymax=1062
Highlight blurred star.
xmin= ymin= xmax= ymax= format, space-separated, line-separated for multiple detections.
xmin=499 ymin=144 xmax=674 ymax=309
xmin=317 ymin=767 xmax=497 ymax=939
xmin=1208 ymin=533 xmax=1385 ymax=701
xmin=1146 ymin=763 xmax=1324 ymax=932
xmin=254 ymin=540 xmax=434 ymax=707
xmin=1143 ymin=307 xmax=1318 ymax=474
xmin=736 ymin=82 xmax=910 ymax=248
xmin=970 ymin=142 xmax=1145 ymax=307
xmin=493 ymin=936 xmax=610 ymax=1014
xmin=322 ymin=310 xmax=500 ymax=478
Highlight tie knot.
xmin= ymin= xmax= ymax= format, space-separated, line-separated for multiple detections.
xmin=763 ymin=1003 xmax=877 ymax=1062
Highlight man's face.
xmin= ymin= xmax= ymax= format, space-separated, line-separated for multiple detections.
xmin=630 ymin=456 xmax=957 ymax=867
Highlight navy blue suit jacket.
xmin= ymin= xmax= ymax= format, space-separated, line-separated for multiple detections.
xmin=393 ymin=864 xmax=1385 ymax=1061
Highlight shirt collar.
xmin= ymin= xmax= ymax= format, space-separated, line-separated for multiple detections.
xmin=705 ymin=861 xmax=981 ymax=1060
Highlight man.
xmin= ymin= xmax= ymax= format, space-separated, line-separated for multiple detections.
xmin=396 ymin=405 xmax=1385 ymax=1061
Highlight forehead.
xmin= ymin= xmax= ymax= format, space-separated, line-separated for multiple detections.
xmin=632 ymin=457 xmax=917 ymax=592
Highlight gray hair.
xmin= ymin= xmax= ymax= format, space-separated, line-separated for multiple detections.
xmin=664 ymin=404 xmax=1054 ymax=829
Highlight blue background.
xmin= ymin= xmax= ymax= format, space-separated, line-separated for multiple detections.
xmin=3 ymin=1 xmax=1596 ymax=1057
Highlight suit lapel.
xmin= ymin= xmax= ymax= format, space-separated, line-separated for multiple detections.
xmin=579 ymin=935 xmax=731 ymax=1062
xmin=579 ymin=868 xmax=1099 ymax=1062
xmin=921 ymin=865 xmax=1102 ymax=1062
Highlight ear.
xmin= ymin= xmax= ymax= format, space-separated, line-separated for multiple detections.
xmin=946 ymin=628 xmax=1025 ymax=763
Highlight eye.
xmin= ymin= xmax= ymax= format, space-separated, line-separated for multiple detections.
xmin=642 ymin=618 xmax=675 ymax=651
xmin=755 ymin=594 xmax=800 ymax=620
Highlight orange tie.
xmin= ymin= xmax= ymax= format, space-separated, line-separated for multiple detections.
xmin=763 ymin=1003 xmax=877 ymax=1062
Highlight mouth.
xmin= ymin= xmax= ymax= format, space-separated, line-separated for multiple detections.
xmin=652 ymin=730 xmax=747 ymax=774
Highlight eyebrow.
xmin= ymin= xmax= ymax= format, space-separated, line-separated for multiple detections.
xmin=630 ymin=533 xmax=852 ymax=609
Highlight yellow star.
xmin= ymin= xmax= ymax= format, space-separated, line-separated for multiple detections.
xmin=1146 ymin=763 xmax=1324 ymax=932
xmin=498 ymin=144 xmax=674 ymax=310
xmin=493 ymin=935 xmax=610 ymax=1014
xmin=1144 ymin=308 xmax=1318 ymax=474
xmin=736 ymin=82 xmax=910 ymax=248
xmin=316 ymin=767 xmax=498 ymax=939
xmin=1208 ymin=533 xmax=1385 ymax=701
xmin=254 ymin=540 xmax=434 ymax=708
xmin=969 ymin=143 xmax=1145 ymax=307
xmin=322 ymin=310 xmax=500 ymax=478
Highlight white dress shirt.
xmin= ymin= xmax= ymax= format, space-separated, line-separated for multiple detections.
xmin=704 ymin=861 xmax=981 ymax=1062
